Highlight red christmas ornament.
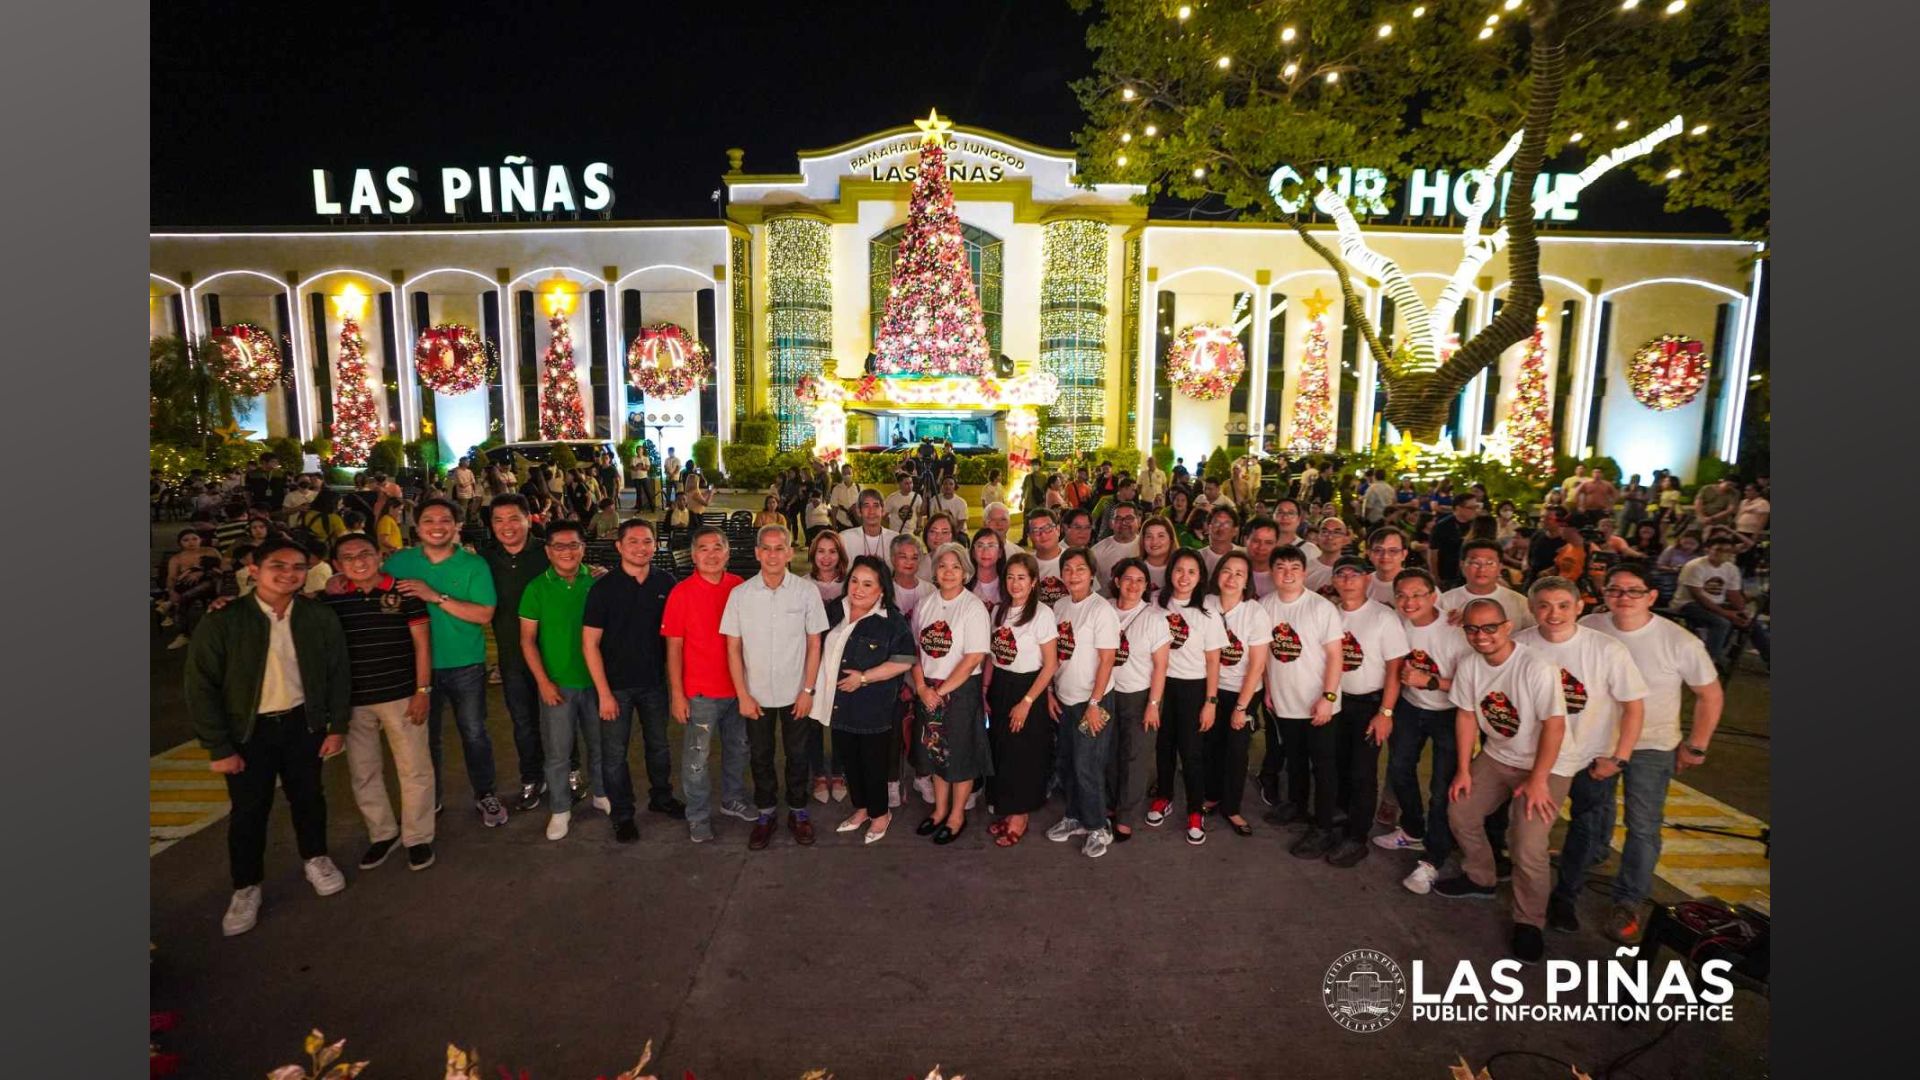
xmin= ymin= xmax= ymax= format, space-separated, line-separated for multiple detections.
xmin=1627 ymin=334 xmax=1709 ymax=411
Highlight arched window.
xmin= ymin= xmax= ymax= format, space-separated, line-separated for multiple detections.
xmin=869 ymin=223 xmax=1003 ymax=357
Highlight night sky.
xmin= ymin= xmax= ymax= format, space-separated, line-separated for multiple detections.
xmin=151 ymin=0 xmax=1718 ymax=232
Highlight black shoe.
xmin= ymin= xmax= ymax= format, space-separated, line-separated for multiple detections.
xmin=1326 ymin=838 xmax=1370 ymax=868
xmin=1200 ymin=803 xmax=1218 ymax=817
xmin=1259 ymin=775 xmax=1280 ymax=807
xmin=916 ymin=816 xmax=941 ymax=836
xmin=613 ymin=821 xmax=640 ymax=844
xmin=1229 ymin=817 xmax=1254 ymax=837
xmin=512 ymin=782 xmax=547 ymax=812
xmin=406 ymin=843 xmax=435 ymax=871
xmin=1289 ymin=827 xmax=1337 ymax=859
xmin=358 ymin=837 xmax=398 ymax=870
xmin=648 ymin=796 xmax=687 ymax=820
xmin=932 ymin=822 xmax=966 ymax=845
xmin=1511 ymin=924 xmax=1546 ymax=964
xmin=1433 ymin=875 xmax=1499 ymax=900
xmin=1547 ymin=895 xmax=1581 ymax=934
xmin=1495 ymin=855 xmax=1514 ymax=882
xmin=1264 ymin=802 xmax=1308 ymax=827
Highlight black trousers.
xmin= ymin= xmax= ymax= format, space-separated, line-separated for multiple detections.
xmin=1334 ymin=691 xmax=1384 ymax=842
xmin=223 ymin=707 xmax=329 ymax=890
xmin=1154 ymin=677 xmax=1210 ymax=816
xmin=746 ymin=704 xmax=819 ymax=812
xmin=1203 ymin=690 xmax=1256 ymax=817
xmin=838 ymin=729 xmax=894 ymax=821
xmin=1284 ymin=714 xmax=1340 ymax=830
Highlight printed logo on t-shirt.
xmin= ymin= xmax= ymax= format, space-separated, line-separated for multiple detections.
xmin=1480 ymin=691 xmax=1521 ymax=738
xmin=1560 ymin=668 xmax=1589 ymax=714
xmin=1222 ymin=629 xmax=1245 ymax=667
xmin=1318 ymin=584 xmax=1340 ymax=601
xmin=919 ymin=620 xmax=953 ymax=659
xmin=1115 ymin=631 xmax=1132 ymax=666
xmin=1701 ymin=576 xmax=1727 ymax=599
xmin=1056 ymin=619 xmax=1077 ymax=662
xmin=1037 ymin=576 xmax=1069 ymax=605
xmin=1341 ymin=630 xmax=1364 ymax=672
xmin=990 ymin=625 xmax=1020 ymax=667
xmin=1270 ymin=622 xmax=1302 ymax=662
xmin=1166 ymin=611 xmax=1191 ymax=649
xmin=1405 ymin=649 xmax=1440 ymax=684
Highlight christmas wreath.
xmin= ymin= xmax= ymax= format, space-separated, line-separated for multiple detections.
xmin=413 ymin=323 xmax=493 ymax=396
xmin=626 ymin=323 xmax=712 ymax=399
xmin=1166 ymin=323 xmax=1246 ymax=401
xmin=209 ymin=323 xmax=283 ymax=396
xmin=1627 ymin=334 xmax=1709 ymax=411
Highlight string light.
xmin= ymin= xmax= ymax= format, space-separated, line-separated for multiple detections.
xmin=1568 ymin=131 xmax=1584 ymax=143
xmin=1192 ymin=166 xmax=1207 ymax=178
xmin=1664 ymin=167 xmax=1683 ymax=179
xmin=1217 ymin=55 xmax=1231 ymax=69
xmin=1177 ymin=4 xmax=1191 ymax=20
xmin=1412 ymin=5 xmax=1426 ymax=16
xmin=1664 ymin=0 xmax=1686 ymax=11
xmin=1325 ymin=71 xmax=1339 ymax=83
xmin=1121 ymin=86 xmax=1136 ymax=100
xmin=1621 ymin=0 xmax=1640 ymax=9
xmin=1121 ymin=131 xmax=1133 ymax=143
xmin=1144 ymin=124 xmax=1158 ymax=136
xmin=1281 ymin=26 xmax=1297 ymax=42
xmin=1117 ymin=154 xmax=1129 ymax=166
xmin=1615 ymin=118 xmax=1631 ymax=130
xmin=1040 ymin=220 xmax=1108 ymax=455
xmin=1485 ymin=14 xmax=1500 ymax=25
xmin=1690 ymin=123 xmax=1709 ymax=135
xmin=1283 ymin=62 xmax=1299 ymax=77
xmin=1504 ymin=0 xmax=1523 ymax=9
xmin=1477 ymin=26 xmax=1494 ymax=38
xmin=1377 ymin=24 xmax=1393 ymax=38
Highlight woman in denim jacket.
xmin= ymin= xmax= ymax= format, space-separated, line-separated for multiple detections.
xmin=809 ymin=555 xmax=917 ymax=843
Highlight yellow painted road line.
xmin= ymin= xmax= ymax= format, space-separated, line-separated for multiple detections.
xmin=149 ymin=740 xmax=230 ymax=857
xmin=1559 ymin=779 xmax=1769 ymax=907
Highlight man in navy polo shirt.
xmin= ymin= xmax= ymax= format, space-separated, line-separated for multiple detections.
xmin=584 ymin=518 xmax=684 ymax=842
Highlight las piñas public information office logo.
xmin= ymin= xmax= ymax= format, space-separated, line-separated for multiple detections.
xmin=1324 ymin=949 xmax=1408 ymax=1033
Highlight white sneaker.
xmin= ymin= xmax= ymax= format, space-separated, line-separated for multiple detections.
xmin=887 ymin=781 xmax=901 ymax=808
xmin=167 ymin=634 xmax=190 ymax=650
xmin=1046 ymin=817 xmax=1087 ymax=843
xmin=914 ymin=776 xmax=935 ymax=804
xmin=1403 ymin=860 xmax=1440 ymax=895
xmin=546 ymin=811 xmax=571 ymax=840
xmin=1083 ymin=828 xmax=1112 ymax=859
xmin=964 ymin=791 xmax=979 ymax=811
xmin=302 ymin=856 xmax=345 ymax=896
xmin=222 ymin=886 xmax=262 ymax=936
xmin=590 ymin=795 xmax=612 ymax=815
xmin=1372 ymin=827 xmax=1425 ymax=852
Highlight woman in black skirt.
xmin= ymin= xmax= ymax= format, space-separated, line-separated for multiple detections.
xmin=983 ymin=552 xmax=1059 ymax=847
xmin=909 ymin=542 xmax=993 ymax=844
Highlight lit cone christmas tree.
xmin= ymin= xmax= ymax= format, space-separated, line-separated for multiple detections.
xmin=540 ymin=313 xmax=589 ymax=439
xmin=331 ymin=313 xmax=382 ymax=466
xmin=1287 ymin=291 xmax=1336 ymax=454
xmin=873 ymin=109 xmax=990 ymax=377
xmin=1507 ymin=317 xmax=1554 ymax=473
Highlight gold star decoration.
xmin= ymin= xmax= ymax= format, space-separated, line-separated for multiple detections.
xmin=1389 ymin=431 xmax=1423 ymax=472
xmin=212 ymin=420 xmax=256 ymax=445
xmin=1301 ymin=288 xmax=1335 ymax=320
xmin=914 ymin=108 xmax=954 ymax=147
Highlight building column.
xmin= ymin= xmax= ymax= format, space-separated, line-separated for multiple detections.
xmin=1247 ymin=277 xmax=1272 ymax=454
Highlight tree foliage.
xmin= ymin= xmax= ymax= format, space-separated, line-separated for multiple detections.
xmin=150 ymin=335 xmax=237 ymax=446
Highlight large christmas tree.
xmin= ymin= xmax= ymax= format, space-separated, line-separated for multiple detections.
xmin=331 ymin=314 xmax=382 ymax=466
xmin=1507 ymin=318 xmax=1554 ymax=472
xmin=539 ymin=314 xmax=589 ymax=439
xmin=1287 ymin=291 xmax=1335 ymax=454
xmin=873 ymin=110 xmax=991 ymax=378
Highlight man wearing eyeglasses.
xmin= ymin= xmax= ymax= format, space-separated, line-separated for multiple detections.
xmin=1436 ymin=596 xmax=1571 ymax=965
xmin=1376 ymin=568 xmax=1477 ymax=895
xmin=1569 ymin=562 xmax=1724 ymax=945
xmin=1092 ymin=501 xmax=1143 ymax=583
xmin=1270 ymin=499 xmax=1322 ymax=563
xmin=1364 ymin=527 xmax=1410 ymax=606
xmin=1027 ymin=508 xmax=1071 ymax=605
xmin=1439 ymin=539 xmax=1536 ymax=631
xmin=1198 ymin=505 xmax=1244 ymax=577
xmin=1513 ymin=577 xmax=1648 ymax=936
xmin=518 ymin=521 xmax=608 ymax=841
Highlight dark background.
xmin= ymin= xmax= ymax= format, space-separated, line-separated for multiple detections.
xmin=151 ymin=0 xmax=1720 ymax=232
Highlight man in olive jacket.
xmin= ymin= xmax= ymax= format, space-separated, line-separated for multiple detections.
xmin=184 ymin=536 xmax=353 ymax=937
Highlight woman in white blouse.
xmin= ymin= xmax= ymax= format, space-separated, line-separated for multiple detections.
xmin=909 ymin=542 xmax=993 ymax=844
xmin=1105 ymin=557 xmax=1170 ymax=841
xmin=1046 ymin=548 xmax=1123 ymax=858
xmin=1147 ymin=548 xmax=1225 ymax=846
xmin=803 ymin=529 xmax=850 ymax=802
xmin=983 ymin=553 xmax=1058 ymax=847
xmin=1139 ymin=516 xmax=1178 ymax=598
xmin=1201 ymin=552 xmax=1273 ymax=837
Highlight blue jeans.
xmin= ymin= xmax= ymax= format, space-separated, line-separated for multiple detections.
xmin=1058 ymin=696 xmax=1117 ymax=828
xmin=1552 ymin=747 xmax=1676 ymax=908
xmin=501 ymin=662 xmax=545 ymax=788
xmin=611 ymin=686 xmax=674 ymax=808
xmin=681 ymin=695 xmax=748 ymax=826
xmin=1679 ymin=603 xmax=1735 ymax=662
xmin=426 ymin=662 xmax=495 ymax=802
xmin=541 ymin=687 xmax=604 ymax=814
xmin=1384 ymin=701 xmax=1458 ymax=866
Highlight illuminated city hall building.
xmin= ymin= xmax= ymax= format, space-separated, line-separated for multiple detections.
xmin=150 ymin=115 xmax=1763 ymax=480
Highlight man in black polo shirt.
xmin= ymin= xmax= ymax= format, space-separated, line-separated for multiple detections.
xmin=1427 ymin=492 xmax=1481 ymax=590
xmin=583 ymin=517 xmax=685 ymax=840
xmin=483 ymin=494 xmax=585 ymax=812
xmin=321 ymin=533 xmax=437 ymax=872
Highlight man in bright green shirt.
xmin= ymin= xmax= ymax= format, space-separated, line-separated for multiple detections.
xmin=383 ymin=498 xmax=506 ymax=826
xmin=518 ymin=520 xmax=603 ymax=840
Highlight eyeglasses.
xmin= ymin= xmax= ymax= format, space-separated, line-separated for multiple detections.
xmin=1602 ymin=587 xmax=1652 ymax=599
xmin=1462 ymin=621 xmax=1508 ymax=636
xmin=1031 ymin=523 xmax=1058 ymax=534
xmin=336 ymin=551 xmax=380 ymax=562
xmin=1463 ymin=559 xmax=1501 ymax=569
xmin=1395 ymin=591 xmax=1432 ymax=601
xmin=547 ymin=542 xmax=584 ymax=551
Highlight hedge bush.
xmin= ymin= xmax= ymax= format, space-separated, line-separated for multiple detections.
xmin=367 ymin=436 xmax=406 ymax=476
xmin=691 ymin=436 xmax=719 ymax=478
xmin=736 ymin=414 xmax=779 ymax=448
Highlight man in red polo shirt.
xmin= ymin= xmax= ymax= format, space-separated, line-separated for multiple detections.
xmin=662 ymin=526 xmax=750 ymax=843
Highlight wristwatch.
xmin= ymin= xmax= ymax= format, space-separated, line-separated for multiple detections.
xmin=1380 ymin=706 xmax=1395 ymax=718
xmin=1323 ymin=691 xmax=1338 ymax=703
xmin=1610 ymin=756 xmax=1631 ymax=769
xmin=1682 ymin=744 xmax=1707 ymax=759
xmin=859 ymin=672 xmax=869 ymax=687
xmin=415 ymin=686 xmax=432 ymax=696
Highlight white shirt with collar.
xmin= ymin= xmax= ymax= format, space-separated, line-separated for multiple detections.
xmin=719 ymin=572 xmax=830 ymax=708
xmin=256 ymin=596 xmax=307 ymax=713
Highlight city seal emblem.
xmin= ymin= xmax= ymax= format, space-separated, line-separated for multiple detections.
xmin=1322 ymin=948 xmax=1406 ymax=1033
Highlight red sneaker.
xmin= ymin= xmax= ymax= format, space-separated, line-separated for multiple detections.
xmin=1146 ymin=797 xmax=1173 ymax=827
xmin=1186 ymin=812 xmax=1207 ymax=845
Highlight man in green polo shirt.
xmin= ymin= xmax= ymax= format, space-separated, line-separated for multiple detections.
xmin=384 ymin=497 xmax=507 ymax=827
xmin=519 ymin=519 xmax=605 ymax=841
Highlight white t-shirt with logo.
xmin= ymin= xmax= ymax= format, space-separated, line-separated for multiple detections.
xmin=1109 ymin=600 xmax=1171 ymax=694
xmin=1302 ymin=558 xmax=1347 ymax=599
xmin=1159 ymin=599 xmax=1228 ymax=681
xmin=971 ymin=575 xmax=1003 ymax=614
xmin=1204 ymin=595 xmax=1274 ymax=694
xmin=989 ymin=606 xmax=1058 ymax=675
xmin=1260 ymin=589 xmax=1345 ymax=717
xmin=933 ymin=494 xmax=968 ymax=524
xmin=1092 ymin=535 xmax=1142 ymax=582
xmin=1397 ymin=613 xmax=1475 ymax=713
xmin=1579 ymin=613 xmax=1718 ymax=752
xmin=1513 ymin=625 xmax=1649 ymax=775
xmin=1336 ymin=599 xmax=1411 ymax=696
xmin=838 ymin=526 xmax=899 ymax=564
xmin=1368 ymin=573 xmax=1400 ymax=607
xmin=883 ymin=491 xmax=920 ymax=531
xmin=910 ymin=587 xmax=991 ymax=683
xmin=1438 ymin=584 xmax=1536 ymax=631
xmin=1249 ymin=564 xmax=1277 ymax=599
xmin=1143 ymin=559 xmax=1170 ymax=598
xmin=1199 ymin=545 xmax=1244 ymax=577
xmin=891 ymin=578 xmax=929 ymax=619
xmin=1033 ymin=551 xmax=1071 ymax=606
xmin=1677 ymin=557 xmax=1743 ymax=608
xmin=1449 ymin=643 xmax=1572 ymax=775
xmin=1051 ymin=593 xmax=1121 ymax=705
